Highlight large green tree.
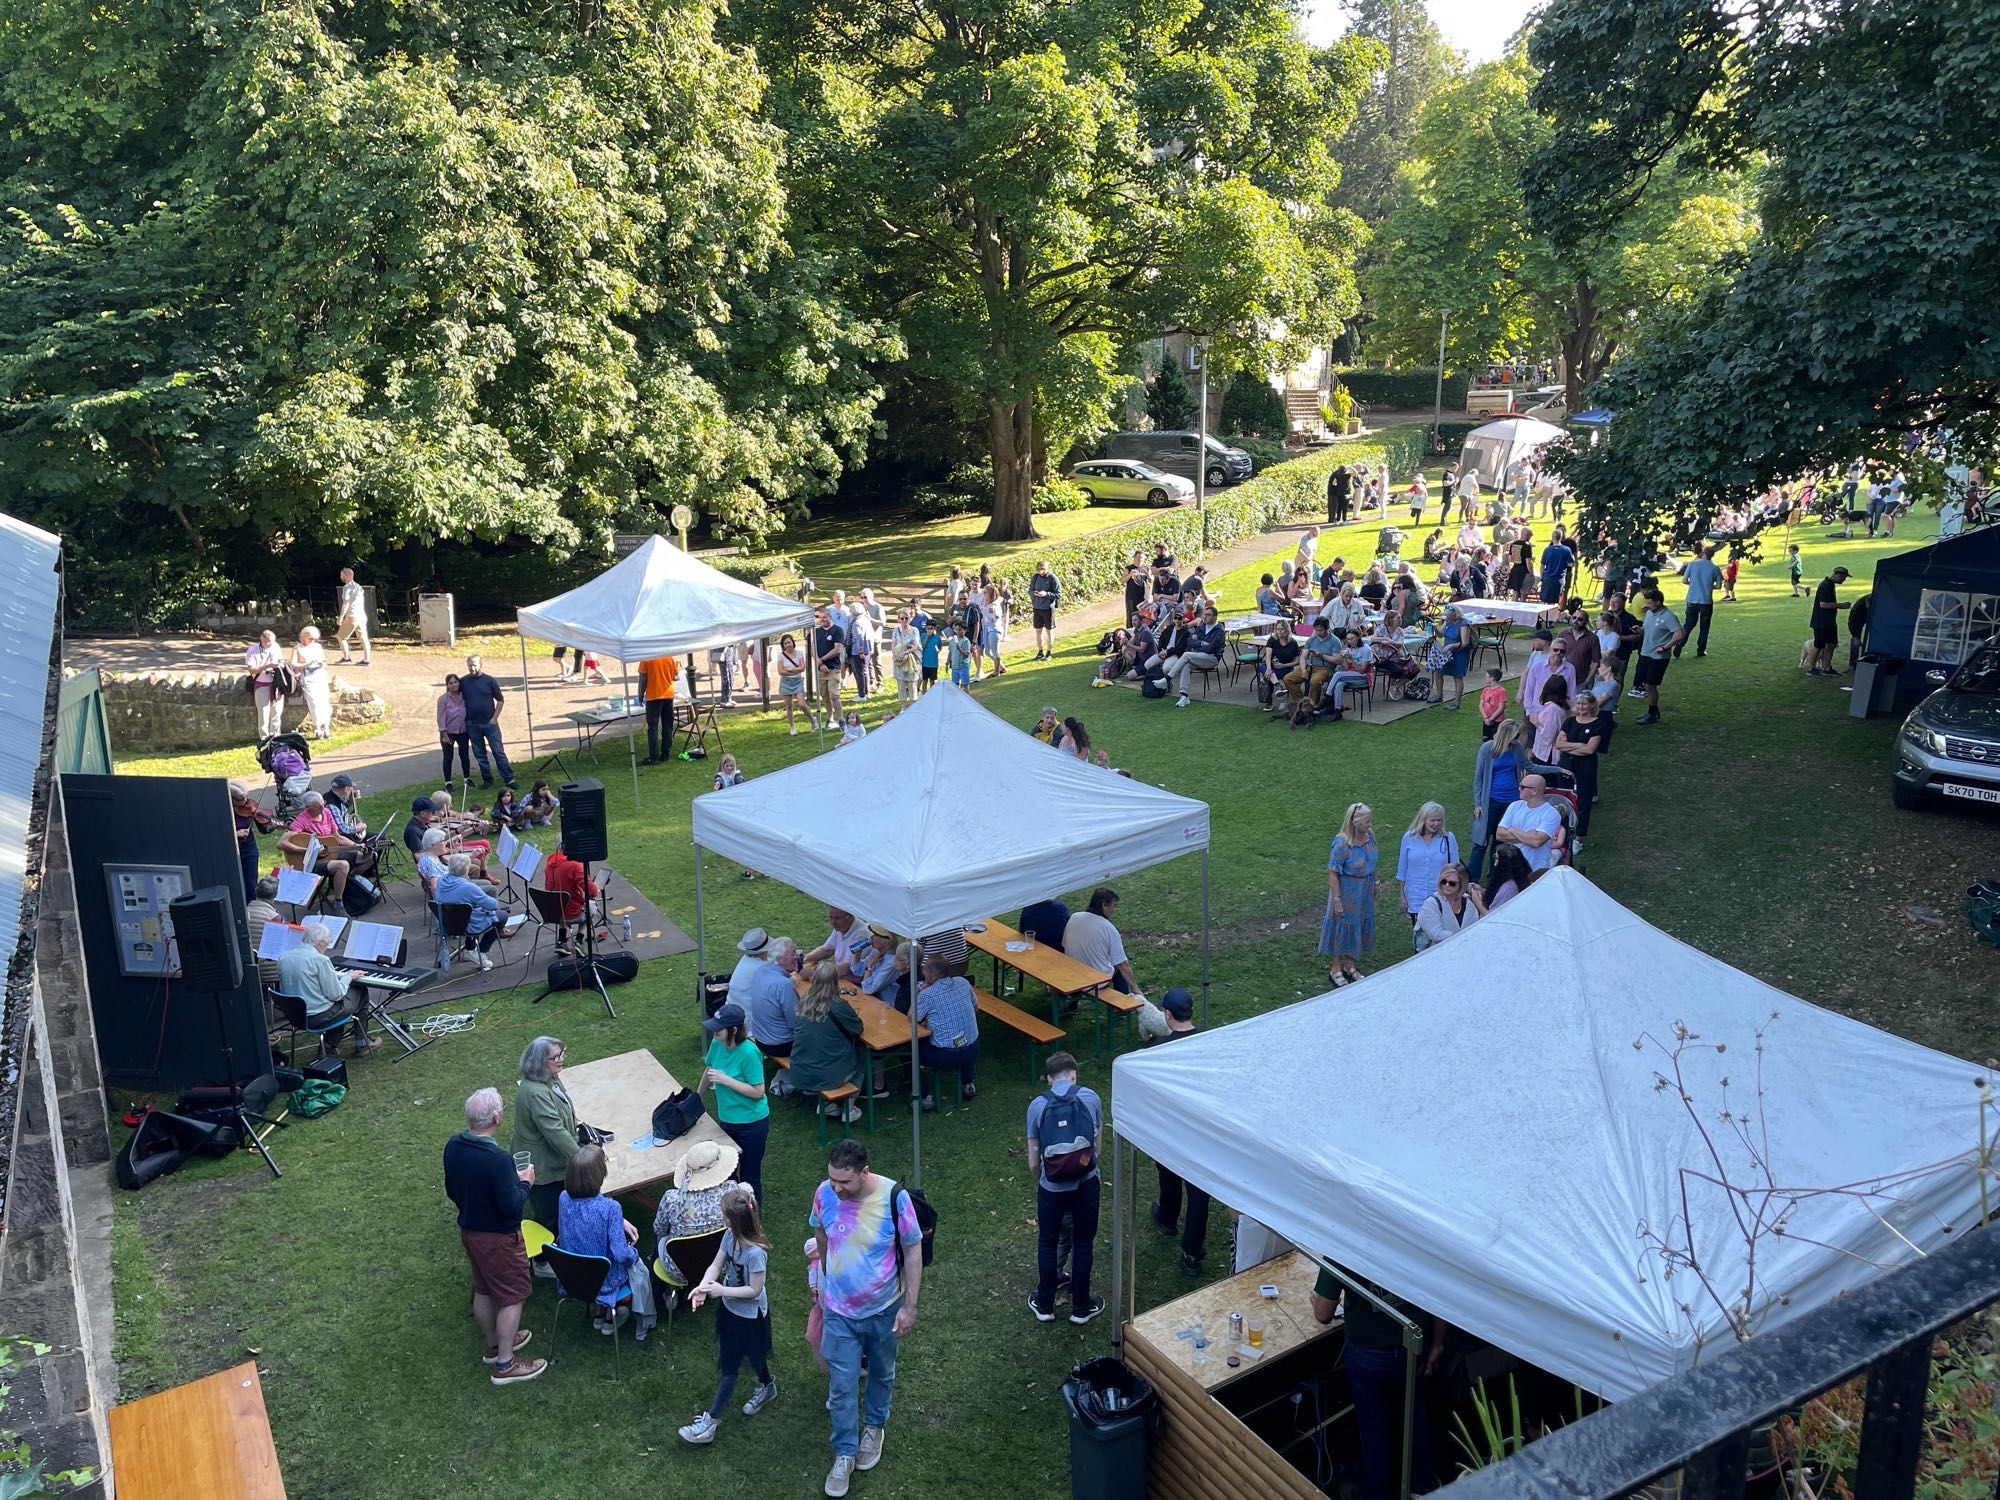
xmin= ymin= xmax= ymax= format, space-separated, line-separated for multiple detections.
xmin=740 ymin=0 xmax=1374 ymax=540
xmin=0 ymin=0 xmax=894 ymax=621
xmin=1365 ymin=51 xmax=1750 ymax=411
xmin=1527 ymin=0 xmax=2000 ymax=555
xmin=1329 ymin=0 xmax=1457 ymax=228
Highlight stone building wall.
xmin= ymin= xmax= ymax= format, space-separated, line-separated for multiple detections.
xmin=90 ymin=669 xmax=389 ymax=754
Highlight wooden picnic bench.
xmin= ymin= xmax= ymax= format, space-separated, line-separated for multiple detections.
xmin=109 ymin=1361 xmax=286 ymax=1500
xmin=974 ymin=987 xmax=1066 ymax=1079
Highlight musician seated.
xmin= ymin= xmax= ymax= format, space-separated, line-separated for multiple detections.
xmin=277 ymin=796 xmax=363 ymax=902
xmin=324 ymin=774 xmax=369 ymax=840
xmin=274 ymin=922 xmax=376 ymax=1055
xmin=403 ymin=796 xmax=439 ymax=854
xmin=543 ymin=838 xmax=600 ymax=955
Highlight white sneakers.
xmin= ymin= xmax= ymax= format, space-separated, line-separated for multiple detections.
xmin=475 ymin=953 xmax=494 ymax=972
xmin=1174 ymin=694 xmax=1190 ymax=708
xmin=825 ymin=1455 xmax=856 ymax=1497
xmin=678 ymin=1411 xmax=718 ymax=1445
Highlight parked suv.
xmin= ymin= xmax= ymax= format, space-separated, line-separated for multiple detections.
xmin=1893 ymin=635 xmax=2000 ymax=811
xmin=1101 ymin=430 xmax=1253 ymax=489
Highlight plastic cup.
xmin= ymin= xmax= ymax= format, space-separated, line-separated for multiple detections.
xmin=1247 ymin=1316 xmax=1265 ymax=1349
xmin=513 ymin=1151 xmax=533 ymax=1176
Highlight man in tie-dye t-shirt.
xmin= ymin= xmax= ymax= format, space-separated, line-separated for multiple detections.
xmin=810 ymin=1139 xmax=925 ymax=1497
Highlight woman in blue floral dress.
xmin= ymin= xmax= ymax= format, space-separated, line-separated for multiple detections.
xmin=1318 ymin=802 xmax=1379 ymax=987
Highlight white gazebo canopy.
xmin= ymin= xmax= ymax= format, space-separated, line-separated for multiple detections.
xmin=517 ymin=533 xmax=811 ymax=660
xmin=692 ymin=684 xmax=1213 ymax=1183
xmin=1460 ymin=415 xmax=1567 ymax=489
xmin=513 ymin=534 xmax=814 ymax=798
xmin=1111 ymin=867 xmax=1983 ymax=1400
xmin=691 ymin=683 xmax=1210 ymax=941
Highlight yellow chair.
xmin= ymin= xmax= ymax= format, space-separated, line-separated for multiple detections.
xmin=521 ymin=1220 xmax=554 ymax=1259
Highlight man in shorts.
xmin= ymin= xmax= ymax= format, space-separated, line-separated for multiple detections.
xmin=442 ymin=1087 xmax=547 ymax=1384
xmin=813 ymin=606 xmax=847 ymax=723
xmin=1028 ymin=561 xmax=1060 ymax=662
xmin=1633 ymin=587 xmax=1685 ymax=726
xmin=1808 ymin=566 xmax=1851 ymax=677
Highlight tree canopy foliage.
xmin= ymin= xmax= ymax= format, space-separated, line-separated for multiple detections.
xmin=737 ymin=0 xmax=1376 ymax=539
xmin=1530 ymin=0 xmax=2000 ymax=553
xmin=1366 ymin=51 xmax=1752 ymax=411
xmin=0 ymin=0 xmax=894 ymax=618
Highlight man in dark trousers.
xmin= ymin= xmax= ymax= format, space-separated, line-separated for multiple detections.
xmin=1147 ymin=989 xmax=1211 ymax=1274
xmin=1327 ymin=463 xmax=1353 ymax=524
xmin=457 ymin=655 xmax=514 ymax=788
xmin=1026 ymin=1052 xmax=1105 ymax=1326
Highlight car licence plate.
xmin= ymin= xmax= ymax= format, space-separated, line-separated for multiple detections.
xmin=1941 ymin=783 xmax=2000 ymax=804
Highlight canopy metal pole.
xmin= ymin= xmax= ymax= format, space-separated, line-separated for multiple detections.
xmin=908 ymin=938 xmax=923 ymax=1189
xmin=623 ymin=662 xmax=640 ymax=807
xmin=1200 ymin=847 xmax=1212 ymax=1026
xmin=1110 ymin=1128 xmax=1126 ymax=1353
xmin=519 ymin=632 xmax=538 ymax=762
xmin=692 ymin=839 xmax=706 ymax=978
xmin=758 ymin=636 xmax=771 ymax=711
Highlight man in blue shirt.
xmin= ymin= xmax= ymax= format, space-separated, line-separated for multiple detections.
xmin=1284 ymin=617 xmax=1341 ymax=710
xmin=1674 ymin=543 xmax=1725 ymax=658
xmin=457 ymin=655 xmax=514 ymax=788
xmin=1633 ymin=586 xmax=1685 ymax=725
xmin=745 ymin=936 xmax=801 ymax=1057
xmin=1026 ymin=1052 xmax=1104 ymax=1325
xmin=1537 ymin=530 xmax=1576 ymax=605
xmin=1027 ymin=562 xmax=1060 ymax=662
xmin=857 ymin=925 xmax=908 ymax=1007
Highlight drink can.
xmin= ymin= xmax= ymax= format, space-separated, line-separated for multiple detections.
xmin=1228 ymin=1311 xmax=1244 ymax=1345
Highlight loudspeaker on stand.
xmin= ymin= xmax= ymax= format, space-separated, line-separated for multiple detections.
xmin=558 ymin=778 xmax=608 ymax=861
xmin=170 ymin=887 xmax=244 ymax=992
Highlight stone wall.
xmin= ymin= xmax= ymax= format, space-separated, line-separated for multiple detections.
xmin=91 ymin=668 xmax=389 ymax=754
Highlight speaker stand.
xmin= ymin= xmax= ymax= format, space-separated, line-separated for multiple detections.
xmin=532 ymin=861 xmax=617 ymax=1019
xmin=204 ymin=983 xmax=283 ymax=1180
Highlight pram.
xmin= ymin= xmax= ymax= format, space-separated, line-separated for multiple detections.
xmin=256 ymin=733 xmax=313 ymax=823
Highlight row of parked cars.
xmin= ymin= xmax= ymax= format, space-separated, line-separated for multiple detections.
xmin=1066 ymin=430 xmax=1255 ymax=507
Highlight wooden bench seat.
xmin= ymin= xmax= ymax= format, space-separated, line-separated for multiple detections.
xmin=108 ymin=1361 xmax=286 ymax=1500
xmin=975 ymin=987 xmax=1066 ymax=1080
xmin=813 ymin=1080 xmax=862 ymax=1143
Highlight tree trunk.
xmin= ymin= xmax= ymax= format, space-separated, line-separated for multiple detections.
xmin=984 ymin=397 xmax=1039 ymax=542
xmin=1560 ymin=276 xmax=1599 ymax=413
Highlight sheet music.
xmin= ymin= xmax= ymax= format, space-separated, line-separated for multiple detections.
xmin=342 ymin=920 xmax=403 ymax=964
xmin=275 ymin=868 xmax=321 ymax=905
xmin=302 ymin=834 xmax=322 ymax=872
xmin=509 ymin=842 xmax=542 ymax=881
xmin=257 ymin=921 xmax=308 ymax=960
xmin=312 ymin=915 xmax=349 ymax=948
xmin=496 ymin=828 xmax=520 ymax=867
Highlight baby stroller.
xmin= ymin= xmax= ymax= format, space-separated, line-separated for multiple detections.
xmin=257 ymin=733 xmax=313 ymax=823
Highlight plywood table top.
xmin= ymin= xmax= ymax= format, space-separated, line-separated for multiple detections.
xmin=1123 ymin=1250 xmax=1338 ymax=1393
xmin=560 ymin=1048 xmax=735 ymax=1197
xmin=964 ymin=917 xmax=1112 ymax=996
xmin=109 ymin=1361 xmax=286 ymax=1500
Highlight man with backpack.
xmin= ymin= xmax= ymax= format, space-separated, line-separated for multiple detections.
xmin=1027 ymin=561 xmax=1060 ymax=662
xmin=1027 ymin=1052 xmax=1106 ymax=1326
xmin=811 ymin=1139 xmax=927 ymax=1498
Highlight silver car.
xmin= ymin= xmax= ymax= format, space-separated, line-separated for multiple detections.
xmin=1893 ymin=635 xmax=2000 ymax=811
xmin=1067 ymin=459 xmax=1196 ymax=508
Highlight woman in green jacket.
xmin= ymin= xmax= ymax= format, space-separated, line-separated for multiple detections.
xmin=787 ymin=962 xmax=864 ymax=1124
xmin=512 ymin=1035 xmax=577 ymax=1228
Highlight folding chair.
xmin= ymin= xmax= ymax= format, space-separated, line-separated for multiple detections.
xmin=521 ymin=886 xmax=574 ymax=970
xmin=269 ymin=988 xmax=357 ymax=1063
xmin=540 ymin=1245 xmax=622 ymax=1375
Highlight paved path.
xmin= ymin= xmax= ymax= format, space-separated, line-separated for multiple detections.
xmin=71 ymin=502 xmax=1395 ymax=793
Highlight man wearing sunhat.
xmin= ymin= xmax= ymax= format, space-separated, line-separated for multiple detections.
xmin=1146 ymin=989 xmax=1211 ymax=1275
xmin=857 ymin=924 xmax=910 ymax=1008
xmin=727 ymin=927 xmax=772 ymax=1013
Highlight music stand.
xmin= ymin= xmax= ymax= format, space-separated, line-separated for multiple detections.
xmin=533 ymin=862 xmax=616 ymax=1019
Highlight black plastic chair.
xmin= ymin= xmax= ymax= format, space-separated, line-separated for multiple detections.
xmin=540 ymin=1243 xmax=622 ymax=1374
xmin=431 ymin=900 xmax=472 ymax=968
xmin=521 ymin=886 xmax=573 ymax=969
xmin=269 ymin=988 xmax=356 ymax=1063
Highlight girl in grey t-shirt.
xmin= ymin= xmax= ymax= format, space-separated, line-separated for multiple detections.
xmin=678 ymin=1188 xmax=776 ymax=1445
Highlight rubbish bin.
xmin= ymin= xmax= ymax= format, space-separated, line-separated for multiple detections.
xmin=1850 ymin=653 xmax=1905 ymax=718
xmin=1061 ymin=1356 xmax=1160 ymax=1500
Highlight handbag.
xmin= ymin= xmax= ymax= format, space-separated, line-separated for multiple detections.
xmin=651 ymin=1088 xmax=706 ymax=1141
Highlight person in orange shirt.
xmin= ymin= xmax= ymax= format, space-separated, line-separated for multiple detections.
xmin=641 ymin=655 xmax=680 ymax=764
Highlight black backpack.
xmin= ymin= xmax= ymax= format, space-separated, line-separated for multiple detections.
xmin=1140 ymin=676 xmax=1169 ymax=699
xmin=895 ymin=1182 xmax=938 ymax=1267
xmin=651 ymin=1088 xmax=707 ymax=1141
xmin=342 ymin=874 xmax=381 ymax=917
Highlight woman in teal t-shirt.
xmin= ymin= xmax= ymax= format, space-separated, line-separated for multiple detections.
xmin=700 ymin=1004 xmax=770 ymax=1200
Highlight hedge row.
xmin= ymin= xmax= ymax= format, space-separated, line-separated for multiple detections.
xmin=1374 ymin=420 xmax=1481 ymax=478
xmin=1337 ymin=368 xmax=1470 ymax=411
xmin=1027 ymin=423 xmax=1436 ymax=609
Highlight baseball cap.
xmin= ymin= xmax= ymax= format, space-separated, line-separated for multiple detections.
xmin=329 ymin=774 xmax=354 ymax=789
xmin=410 ymin=796 xmax=436 ymax=814
xmin=1161 ymin=987 xmax=1194 ymax=1021
xmin=702 ymin=1003 xmax=747 ymax=1034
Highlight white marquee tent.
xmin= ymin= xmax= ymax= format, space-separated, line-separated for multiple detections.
xmin=1110 ymin=867 xmax=1984 ymax=1400
xmin=692 ymin=684 xmax=1212 ymax=1179
xmin=1459 ymin=415 xmax=1568 ymax=490
xmin=514 ymin=535 xmax=813 ymax=798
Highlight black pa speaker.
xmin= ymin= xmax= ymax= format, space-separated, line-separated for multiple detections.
xmin=547 ymin=952 xmax=638 ymax=989
xmin=170 ymin=887 xmax=244 ymax=992
xmin=558 ymin=778 xmax=609 ymax=862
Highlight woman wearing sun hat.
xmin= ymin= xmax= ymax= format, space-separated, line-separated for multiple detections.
xmin=654 ymin=1139 xmax=742 ymax=1252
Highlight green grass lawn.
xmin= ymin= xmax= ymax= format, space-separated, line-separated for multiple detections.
xmin=107 ymin=505 xmax=1998 ymax=1500
xmin=112 ymin=719 xmax=391 ymax=780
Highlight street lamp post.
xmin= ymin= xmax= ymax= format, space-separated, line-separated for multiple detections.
xmin=1192 ymin=339 xmax=1209 ymax=549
